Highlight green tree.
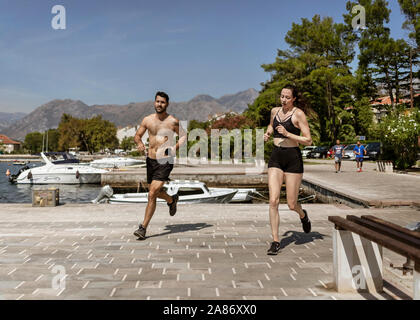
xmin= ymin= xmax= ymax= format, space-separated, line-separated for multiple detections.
xmin=398 ymin=0 xmax=420 ymax=47
xmin=57 ymin=114 xmax=118 ymax=153
xmin=23 ymin=132 xmax=43 ymax=154
xmin=84 ymin=116 xmax=119 ymax=153
xmin=120 ymin=136 xmax=135 ymax=151
xmin=353 ymin=97 xmax=375 ymax=137
xmin=246 ymin=15 xmax=356 ymax=143
xmin=57 ymin=114 xmax=83 ymax=151
xmin=345 ymin=1 xmax=411 ymax=105
xmin=378 ymin=108 xmax=420 ymax=169
xmin=44 ymin=129 xmax=60 ymax=152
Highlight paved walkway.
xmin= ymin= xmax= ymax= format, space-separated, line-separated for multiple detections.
xmin=0 ymin=202 xmax=418 ymax=300
xmin=303 ymin=159 xmax=420 ymax=207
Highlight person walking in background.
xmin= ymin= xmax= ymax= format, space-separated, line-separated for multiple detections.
xmin=263 ymin=85 xmax=313 ymax=255
xmin=353 ymin=140 xmax=366 ymax=172
xmin=332 ymin=139 xmax=345 ymax=173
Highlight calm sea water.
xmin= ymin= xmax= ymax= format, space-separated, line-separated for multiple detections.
xmin=0 ymin=162 xmax=103 ymax=204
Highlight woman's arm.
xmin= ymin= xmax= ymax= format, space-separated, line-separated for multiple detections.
xmin=264 ymin=108 xmax=276 ymax=141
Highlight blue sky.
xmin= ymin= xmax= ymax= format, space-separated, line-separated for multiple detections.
xmin=0 ymin=0 xmax=409 ymax=113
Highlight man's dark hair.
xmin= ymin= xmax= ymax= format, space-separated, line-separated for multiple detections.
xmin=155 ymin=91 xmax=169 ymax=103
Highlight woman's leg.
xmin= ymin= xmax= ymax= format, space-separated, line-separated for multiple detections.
xmin=284 ymin=172 xmax=305 ymax=219
xmin=268 ymin=167 xmax=284 ymax=242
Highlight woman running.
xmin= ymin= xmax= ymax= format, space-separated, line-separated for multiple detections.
xmin=264 ymin=85 xmax=313 ymax=255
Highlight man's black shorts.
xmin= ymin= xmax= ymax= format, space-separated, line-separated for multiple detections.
xmin=146 ymin=157 xmax=174 ymax=184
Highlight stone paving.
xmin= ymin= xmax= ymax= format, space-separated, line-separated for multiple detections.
xmin=303 ymin=159 xmax=420 ymax=207
xmin=0 ymin=202 xmax=418 ymax=300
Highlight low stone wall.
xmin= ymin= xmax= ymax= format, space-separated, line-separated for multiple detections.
xmin=300 ymin=179 xmax=369 ymax=208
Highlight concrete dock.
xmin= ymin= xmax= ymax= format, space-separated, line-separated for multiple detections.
xmin=0 ymin=202 xmax=418 ymax=300
xmin=302 ymin=159 xmax=420 ymax=208
xmin=0 ymin=159 xmax=419 ymax=300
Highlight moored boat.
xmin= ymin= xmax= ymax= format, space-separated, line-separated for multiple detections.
xmin=92 ymin=180 xmax=263 ymax=204
xmin=8 ymin=152 xmax=107 ymax=184
xmin=90 ymin=157 xmax=145 ymax=169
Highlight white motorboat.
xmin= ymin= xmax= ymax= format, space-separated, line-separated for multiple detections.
xmin=92 ymin=180 xmax=261 ymax=204
xmin=229 ymin=187 xmax=258 ymax=203
xmin=93 ymin=180 xmax=239 ymax=204
xmin=9 ymin=152 xmax=107 ymax=184
xmin=90 ymin=157 xmax=145 ymax=169
xmin=12 ymin=160 xmax=27 ymax=165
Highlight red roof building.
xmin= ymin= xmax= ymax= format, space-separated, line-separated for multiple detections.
xmin=0 ymin=134 xmax=21 ymax=153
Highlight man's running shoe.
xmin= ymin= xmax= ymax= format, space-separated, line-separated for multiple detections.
xmin=133 ymin=224 xmax=146 ymax=240
xmin=168 ymin=193 xmax=179 ymax=216
xmin=300 ymin=209 xmax=311 ymax=233
xmin=267 ymin=241 xmax=281 ymax=255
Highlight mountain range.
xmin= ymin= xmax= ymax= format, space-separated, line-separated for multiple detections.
xmin=0 ymin=112 xmax=27 ymax=133
xmin=1 ymin=88 xmax=258 ymax=141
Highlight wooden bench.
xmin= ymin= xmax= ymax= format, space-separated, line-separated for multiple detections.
xmin=328 ymin=215 xmax=420 ymax=299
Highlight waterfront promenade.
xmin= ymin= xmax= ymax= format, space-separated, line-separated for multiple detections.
xmin=303 ymin=159 xmax=420 ymax=207
xmin=0 ymin=160 xmax=419 ymax=300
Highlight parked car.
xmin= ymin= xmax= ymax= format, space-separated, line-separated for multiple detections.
xmin=307 ymin=146 xmax=329 ymax=159
xmin=301 ymin=146 xmax=317 ymax=158
xmin=365 ymin=142 xmax=381 ymax=160
xmin=343 ymin=144 xmax=357 ymax=160
xmin=327 ymin=147 xmax=334 ymax=159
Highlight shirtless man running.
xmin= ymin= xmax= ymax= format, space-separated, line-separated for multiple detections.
xmin=133 ymin=91 xmax=187 ymax=239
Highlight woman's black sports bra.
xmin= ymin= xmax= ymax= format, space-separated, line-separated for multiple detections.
xmin=272 ymin=107 xmax=301 ymax=138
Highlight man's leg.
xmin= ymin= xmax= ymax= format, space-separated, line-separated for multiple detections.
xmin=142 ymin=180 xmax=166 ymax=229
xmin=156 ymin=189 xmax=172 ymax=203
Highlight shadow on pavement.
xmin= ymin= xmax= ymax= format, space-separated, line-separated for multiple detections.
xmin=145 ymin=222 xmax=213 ymax=239
xmin=279 ymin=230 xmax=327 ymax=249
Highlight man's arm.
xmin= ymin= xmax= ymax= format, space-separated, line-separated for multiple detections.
xmin=134 ymin=118 xmax=147 ymax=152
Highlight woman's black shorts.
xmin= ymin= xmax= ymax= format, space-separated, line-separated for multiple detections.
xmin=268 ymin=146 xmax=304 ymax=173
xmin=146 ymin=157 xmax=174 ymax=184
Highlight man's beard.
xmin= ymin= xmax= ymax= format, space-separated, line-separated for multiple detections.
xmin=155 ymin=107 xmax=166 ymax=114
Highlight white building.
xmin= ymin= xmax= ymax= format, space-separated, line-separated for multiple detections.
xmin=117 ymin=125 xmax=148 ymax=144
xmin=0 ymin=135 xmax=21 ymax=153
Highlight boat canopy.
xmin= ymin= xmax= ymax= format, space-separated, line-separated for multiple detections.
xmin=41 ymin=152 xmax=80 ymax=165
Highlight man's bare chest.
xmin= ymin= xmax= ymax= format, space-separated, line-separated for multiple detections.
xmin=147 ymin=121 xmax=175 ymax=137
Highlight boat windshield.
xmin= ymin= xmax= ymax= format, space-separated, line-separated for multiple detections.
xmin=177 ymin=187 xmax=205 ymax=196
xmin=44 ymin=152 xmax=80 ymax=164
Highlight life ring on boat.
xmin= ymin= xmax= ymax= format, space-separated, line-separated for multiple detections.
xmin=27 ymin=171 xmax=32 ymax=179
